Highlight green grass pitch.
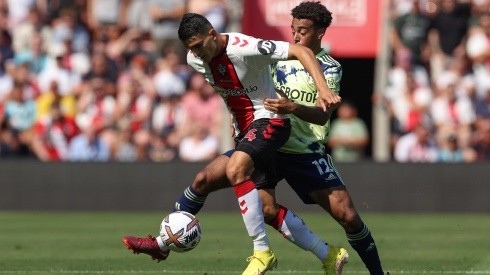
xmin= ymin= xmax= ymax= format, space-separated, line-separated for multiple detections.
xmin=1 ymin=211 xmax=489 ymax=274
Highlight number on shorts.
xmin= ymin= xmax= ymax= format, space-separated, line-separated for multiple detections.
xmin=312 ymin=158 xmax=330 ymax=175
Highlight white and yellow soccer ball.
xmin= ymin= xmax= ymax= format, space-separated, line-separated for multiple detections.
xmin=159 ymin=211 xmax=201 ymax=253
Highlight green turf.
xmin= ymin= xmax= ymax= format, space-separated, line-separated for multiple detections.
xmin=0 ymin=212 xmax=489 ymax=274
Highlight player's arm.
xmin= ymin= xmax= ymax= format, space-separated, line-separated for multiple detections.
xmin=264 ymin=89 xmax=339 ymax=126
xmin=287 ymin=43 xmax=341 ymax=110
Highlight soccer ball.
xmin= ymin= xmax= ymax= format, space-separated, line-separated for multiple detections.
xmin=159 ymin=211 xmax=202 ymax=253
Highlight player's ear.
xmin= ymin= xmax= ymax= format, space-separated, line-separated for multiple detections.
xmin=317 ymin=28 xmax=326 ymax=40
xmin=209 ymin=28 xmax=218 ymax=39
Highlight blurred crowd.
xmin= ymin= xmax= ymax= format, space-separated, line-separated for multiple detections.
xmin=384 ymin=0 xmax=490 ymax=162
xmin=0 ymin=0 xmax=234 ymax=162
xmin=1 ymin=0 xmax=489 ymax=163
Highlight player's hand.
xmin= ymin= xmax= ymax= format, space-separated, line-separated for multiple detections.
xmin=264 ymin=89 xmax=296 ymax=114
xmin=317 ymin=89 xmax=341 ymax=112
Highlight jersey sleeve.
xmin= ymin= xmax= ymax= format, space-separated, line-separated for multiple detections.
xmin=229 ymin=33 xmax=289 ymax=70
xmin=325 ymin=65 xmax=342 ymax=93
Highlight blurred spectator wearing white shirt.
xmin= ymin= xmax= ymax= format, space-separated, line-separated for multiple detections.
xmin=178 ymin=123 xmax=219 ymax=162
xmin=394 ymin=122 xmax=438 ymax=162
xmin=466 ymin=11 xmax=490 ymax=99
xmin=430 ymin=71 xmax=476 ymax=147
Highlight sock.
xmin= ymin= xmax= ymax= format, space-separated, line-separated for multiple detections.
xmin=268 ymin=205 xmax=328 ymax=261
xmin=233 ymin=180 xmax=269 ymax=251
xmin=173 ymin=186 xmax=207 ymax=215
xmin=347 ymin=223 xmax=384 ymax=275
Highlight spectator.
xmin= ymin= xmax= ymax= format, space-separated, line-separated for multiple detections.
xmin=12 ymin=7 xmax=49 ymax=54
xmin=11 ymin=62 xmax=40 ymax=101
xmin=328 ymin=101 xmax=369 ymax=162
xmin=66 ymin=120 xmax=110 ymax=162
xmin=38 ymin=43 xmax=81 ymax=96
xmin=471 ymin=118 xmax=490 ymax=161
xmin=50 ymin=7 xmax=91 ymax=54
xmin=86 ymin=0 xmax=129 ymax=30
xmin=36 ymin=80 xmax=76 ymax=120
xmin=81 ymin=50 xmax=118 ymax=97
xmin=113 ymin=125 xmax=137 ymax=162
xmin=178 ymin=123 xmax=219 ymax=162
xmin=4 ymin=81 xmax=36 ymax=132
xmin=13 ymin=31 xmax=48 ymax=74
xmin=436 ymin=131 xmax=476 ymax=162
xmin=386 ymin=47 xmax=430 ymax=100
xmin=394 ymin=122 xmax=438 ymax=162
xmin=430 ymin=71 xmax=476 ymax=147
xmin=148 ymin=131 xmax=177 ymax=162
xmin=466 ymin=11 xmax=490 ymax=99
xmin=391 ymin=0 xmax=431 ymax=66
xmin=147 ymin=0 xmax=187 ymax=59
xmin=75 ymin=77 xmax=116 ymax=146
xmin=114 ymin=73 xmax=154 ymax=135
xmin=180 ymin=71 xmax=223 ymax=139
xmin=386 ymin=70 xmax=432 ymax=148
xmin=428 ymin=0 xmax=471 ymax=80
xmin=6 ymin=0 xmax=38 ymax=30
xmin=125 ymin=0 xmax=152 ymax=32
xmin=152 ymin=51 xmax=186 ymax=98
xmin=31 ymin=101 xmax=79 ymax=161
xmin=474 ymin=88 xmax=490 ymax=125
xmin=0 ymin=120 xmax=32 ymax=157
xmin=188 ymin=0 xmax=229 ymax=33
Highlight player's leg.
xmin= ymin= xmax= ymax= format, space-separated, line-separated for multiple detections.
xmin=278 ymin=152 xmax=348 ymax=274
xmin=307 ymin=156 xmax=385 ymax=275
xmin=259 ymin=188 xmax=332 ymax=263
xmin=226 ymin=150 xmax=271 ymax=250
xmin=229 ymin=118 xmax=290 ymax=274
xmin=123 ymin=153 xmax=232 ymax=262
xmin=174 ymin=153 xmax=231 ymax=214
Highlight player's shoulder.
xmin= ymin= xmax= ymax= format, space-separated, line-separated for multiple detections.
xmin=317 ymin=49 xmax=341 ymax=69
xmin=226 ymin=32 xmax=285 ymax=51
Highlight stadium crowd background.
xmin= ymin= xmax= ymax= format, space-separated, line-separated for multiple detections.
xmin=0 ymin=0 xmax=488 ymax=163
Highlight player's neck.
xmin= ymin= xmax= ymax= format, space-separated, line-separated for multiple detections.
xmin=311 ymin=44 xmax=322 ymax=55
xmin=214 ymin=34 xmax=227 ymax=57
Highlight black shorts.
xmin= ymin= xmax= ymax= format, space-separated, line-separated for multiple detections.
xmin=233 ymin=118 xmax=291 ymax=188
xmin=276 ymin=152 xmax=345 ymax=204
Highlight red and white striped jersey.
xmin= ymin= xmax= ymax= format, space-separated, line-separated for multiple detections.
xmin=187 ymin=32 xmax=290 ymax=137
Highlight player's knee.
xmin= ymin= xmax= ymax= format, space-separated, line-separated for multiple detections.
xmin=336 ymin=209 xmax=362 ymax=231
xmin=262 ymin=204 xmax=277 ymax=223
xmin=192 ymin=170 xmax=211 ymax=195
xmin=225 ymin=164 xmax=247 ymax=185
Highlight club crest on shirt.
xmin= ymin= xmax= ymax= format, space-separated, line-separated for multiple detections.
xmin=218 ymin=64 xmax=227 ymax=76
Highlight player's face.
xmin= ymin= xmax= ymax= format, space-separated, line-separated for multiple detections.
xmin=183 ymin=30 xmax=218 ymax=63
xmin=290 ymin=18 xmax=324 ymax=49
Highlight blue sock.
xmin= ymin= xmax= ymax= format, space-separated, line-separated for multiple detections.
xmin=173 ymin=186 xmax=207 ymax=215
xmin=347 ymin=223 xmax=384 ymax=275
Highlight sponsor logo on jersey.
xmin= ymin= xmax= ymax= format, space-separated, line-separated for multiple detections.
xmin=214 ymin=85 xmax=258 ymax=97
xmin=258 ymin=40 xmax=276 ymax=55
xmin=277 ymin=86 xmax=317 ymax=103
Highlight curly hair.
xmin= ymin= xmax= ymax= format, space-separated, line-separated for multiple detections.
xmin=291 ymin=1 xmax=333 ymax=29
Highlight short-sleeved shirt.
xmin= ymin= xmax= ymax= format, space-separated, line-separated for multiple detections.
xmin=187 ymin=33 xmax=290 ymax=137
xmin=271 ymin=49 xmax=342 ymax=154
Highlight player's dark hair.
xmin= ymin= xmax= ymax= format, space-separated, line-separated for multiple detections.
xmin=291 ymin=1 xmax=333 ymax=29
xmin=178 ymin=13 xmax=213 ymax=41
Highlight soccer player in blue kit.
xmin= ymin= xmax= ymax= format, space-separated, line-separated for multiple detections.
xmin=124 ymin=2 xmax=387 ymax=275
